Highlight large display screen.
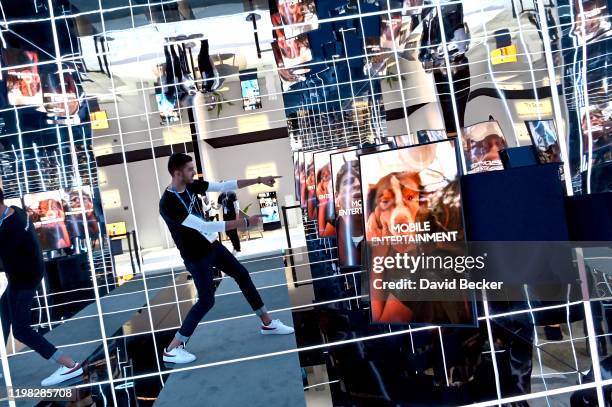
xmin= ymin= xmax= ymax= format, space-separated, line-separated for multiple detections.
xmin=313 ymin=147 xmax=356 ymax=237
xmin=330 ymin=144 xmax=391 ymax=269
xmin=42 ymin=70 xmax=80 ymax=119
xmin=276 ymin=34 xmax=313 ymax=69
xmin=360 ymin=139 xmax=473 ymax=325
xmin=258 ymin=191 xmax=281 ymax=225
xmin=304 ymin=151 xmax=318 ymax=220
xmin=526 ymin=120 xmax=562 ymax=164
xmin=271 ymin=41 xmax=307 ymax=88
xmin=240 ymin=78 xmax=262 ymax=111
xmin=156 ymin=91 xmax=180 ymax=125
xmin=4 ymin=49 xmax=43 ymax=107
xmin=573 ymin=0 xmax=611 ymax=43
xmin=23 ymin=190 xmax=71 ymax=251
xmin=275 ymin=0 xmax=319 ymax=38
xmin=63 ymin=186 xmax=100 ymax=239
xmin=462 ymin=120 xmax=507 ymax=173
xmin=582 ymin=102 xmax=612 ymax=167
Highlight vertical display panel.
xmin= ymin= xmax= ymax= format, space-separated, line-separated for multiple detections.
xmin=313 ymin=147 xmax=356 ymax=237
xmin=330 ymin=144 xmax=391 ymax=268
xmin=274 ymin=0 xmax=319 ymax=38
xmin=258 ymin=191 xmax=281 ymax=230
xmin=526 ymin=120 xmax=562 ymax=164
xmin=360 ymin=139 xmax=474 ymax=325
xmin=62 ymin=186 xmax=100 ymax=240
xmin=462 ymin=120 xmax=507 ymax=174
xmin=23 ymin=190 xmax=71 ymax=251
xmin=3 ymin=48 xmax=43 ymax=107
xmin=304 ymin=151 xmax=318 ymax=220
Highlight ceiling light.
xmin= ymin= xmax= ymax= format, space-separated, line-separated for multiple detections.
xmin=246 ymin=13 xmax=261 ymax=22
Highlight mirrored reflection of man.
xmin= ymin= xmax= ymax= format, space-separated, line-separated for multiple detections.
xmin=0 ymin=188 xmax=83 ymax=386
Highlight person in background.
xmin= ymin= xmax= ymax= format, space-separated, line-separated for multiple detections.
xmin=0 ymin=188 xmax=83 ymax=386
xmin=202 ymin=194 xmax=219 ymax=221
xmin=218 ymin=190 xmax=241 ymax=255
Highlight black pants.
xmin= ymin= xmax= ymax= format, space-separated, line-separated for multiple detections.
xmin=0 ymin=283 xmax=58 ymax=360
xmin=226 ymin=229 xmax=241 ymax=252
xmin=177 ymin=241 xmax=264 ymax=340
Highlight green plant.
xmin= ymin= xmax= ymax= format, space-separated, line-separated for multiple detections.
xmin=210 ymin=91 xmax=235 ymax=118
xmin=242 ymin=203 xmax=253 ymax=214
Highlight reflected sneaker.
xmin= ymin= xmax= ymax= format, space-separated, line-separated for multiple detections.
xmin=41 ymin=362 xmax=83 ymax=386
xmin=260 ymin=319 xmax=295 ymax=335
xmin=163 ymin=345 xmax=196 ymax=364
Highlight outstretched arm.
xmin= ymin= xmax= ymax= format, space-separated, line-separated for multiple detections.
xmin=236 ymin=176 xmax=282 ymax=189
xmin=205 ymin=176 xmax=281 ymax=192
xmin=182 ymin=213 xmax=263 ymax=235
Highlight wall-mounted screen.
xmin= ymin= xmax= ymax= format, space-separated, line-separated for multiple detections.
xmin=258 ymin=191 xmax=281 ymax=230
xmin=240 ymin=78 xmax=262 ymax=111
xmin=3 ymin=48 xmax=43 ymax=107
xmin=42 ymin=70 xmax=80 ymax=119
xmin=155 ymin=89 xmax=180 ymax=125
xmin=581 ymin=102 xmax=612 ymax=167
xmin=525 ymin=120 xmax=562 ymax=164
xmin=271 ymin=41 xmax=307 ymax=88
xmin=275 ymin=0 xmax=319 ymax=38
xmin=63 ymin=186 xmax=100 ymax=239
xmin=23 ymin=190 xmax=71 ymax=251
xmin=462 ymin=120 xmax=507 ymax=173
xmin=277 ymin=34 xmax=313 ymax=69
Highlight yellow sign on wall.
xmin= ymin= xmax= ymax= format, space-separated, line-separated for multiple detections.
xmin=515 ymin=99 xmax=553 ymax=118
xmin=90 ymin=110 xmax=109 ymax=130
xmin=490 ymin=44 xmax=518 ymax=65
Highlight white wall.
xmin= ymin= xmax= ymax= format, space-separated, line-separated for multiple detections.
xmin=203 ymin=73 xmax=287 ymax=138
xmin=93 ymin=86 xmax=192 ymax=156
xmin=98 ymin=155 xmax=181 ymax=250
xmin=201 ymin=137 xmax=295 ymax=218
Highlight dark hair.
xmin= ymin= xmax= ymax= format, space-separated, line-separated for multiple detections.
xmin=167 ymin=153 xmax=193 ymax=175
xmin=0 ymin=187 xmax=3 ymax=204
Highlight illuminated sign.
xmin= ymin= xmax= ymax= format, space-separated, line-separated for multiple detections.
xmin=90 ymin=110 xmax=109 ymax=130
xmin=490 ymin=44 xmax=518 ymax=65
xmin=515 ymin=99 xmax=553 ymax=118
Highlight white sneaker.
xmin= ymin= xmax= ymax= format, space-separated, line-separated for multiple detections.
xmin=232 ymin=249 xmax=237 ymax=255
xmin=260 ymin=319 xmax=295 ymax=335
xmin=41 ymin=362 xmax=83 ymax=386
xmin=163 ymin=345 xmax=196 ymax=364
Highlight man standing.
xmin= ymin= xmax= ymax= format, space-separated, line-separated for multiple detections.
xmin=0 ymin=188 xmax=83 ymax=386
xmin=159 ymin=153 xmax=294 ymax=364
xmin=217 ymin=190 xmax=241 ymax=254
